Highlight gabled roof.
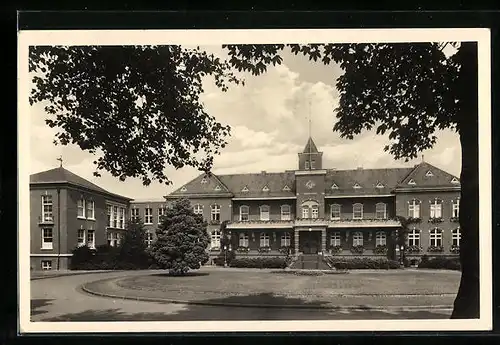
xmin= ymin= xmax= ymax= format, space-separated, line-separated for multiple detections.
xmin=397 ymin=162 xmax=460 ymax=188
xmin=325 ymin=167 xmax=413 ymax=196
xmin=168 ymin=172 xmax=232 ymax=197
xmin=218 ymin=171 xmax=296 ymax=198
xmin=302 ymin=137 xmax=320 ymax=154
xmin=30 ymin=167 xmax=132 ymax=200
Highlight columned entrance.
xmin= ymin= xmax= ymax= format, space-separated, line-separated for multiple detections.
xmin=294 ymin=227 xmax=327 ymax=255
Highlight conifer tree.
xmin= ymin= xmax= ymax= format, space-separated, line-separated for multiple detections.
xmin=118 ymin=217 xmax=150 ymax=269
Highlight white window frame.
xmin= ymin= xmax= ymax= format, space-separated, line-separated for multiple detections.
xmin=113 ymin=206 xmax=119 ymax=228
xmin=131 ymin=207 xmax=140 ymax=221
xmin=145 ymin=231 xmax=153 ymax=248
xmin=310 ymin=160 xmax=315 ymax=169
xmin=239 ymin=205 xmax=250 ymax=221
xmin=41 ymin=260 xmax=52 ymax=270
xmin=330 ymin=204 xmax=341 ymax=220
xmin=430 ymin=198 xmax=443 ymax=218
xmin=330 ymin=232 xmax=341 ymax=246
xmin=77 ymin=229 xmax=86 ymax=247
xmin=260 ymin=205 xmax=270 ymax=221
xmin=87 ymin=230 xmax=96 ymax=249
xmin=211 ymin=230 xmax=221 ymax=249
xmin=41 ymin=195 xmax=53 ymax=222
xmin=107 ymin=231 xmax=119 ymax=247
xmin=429 ymin=228 xmax=443 ymax=247
xmin=375 ymin=203 xmax=387 ymax=220
xmin=107 ymin=205 xmax=112 ymax=227
xmin=280 ymin=205 xmax=291 ymax=221
xmin=193 ymin=204 xmax=203 ymax=216
xmin=211 ymin=204 xmax=221 ymax=222
xmin=281 ymin=232 xmax=291 ymax=246
xmin=239 ymin=233 xmax=249 ymax=247
xmin=41 ymin=228 xmax=53 ymax=250
xmin=144 ymin=207 xmax=153 ymax=224
xmin=408 ymin=228 xmax=420 ymax=247
xmin=158 ymin=206 xmax=166 ymax=224
xmin=353 ymin=232 xmax=363 ymax=246
xmin=260 ymin=232 xmax=270 ymax=247
xmin=353 ymin=203 xmax=363 ymax=220
xmin=452 ymin=198 xmax=460 ymax=218
xmin=311 ymin=205 xmax=319 ymax=219
xmin=86 ymin=200 xmax=95 ymax=220
xmin=375 ymin=231 xmax=386 ymax=246
xmin=77 ymin=198 xmax=86 ymax=219
xmin=302 ymin=207 xmax=309 ymax=219
xmin=452 ymin=228 xmax=461 ymax=247
xmin=119 ymin=207 xmax=125 ymax=229
xmin=408 ymin=199 xmax=421 ymax=218
xmin=304 ymin=160 xmax=310 ymax=170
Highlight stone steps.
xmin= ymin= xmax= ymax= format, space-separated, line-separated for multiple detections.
xmin=289 ymin=254 xmax=332 ymax=270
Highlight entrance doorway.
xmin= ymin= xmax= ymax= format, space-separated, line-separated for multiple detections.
xmin=300 ymin=231 xmax=320 ymax=254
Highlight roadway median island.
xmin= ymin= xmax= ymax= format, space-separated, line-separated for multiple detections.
xmin=80 ymin=269 xmax=459 ymax=311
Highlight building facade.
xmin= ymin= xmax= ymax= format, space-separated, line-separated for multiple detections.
xmin=163 ymin=138 xmax=461 ymax=265
xmin=30 ymin=167 xmax=132 ymax=270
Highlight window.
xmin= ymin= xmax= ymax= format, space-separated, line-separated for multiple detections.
xmin=241 ymin=186 xmax=249 ymax=192
xmin=107 ymin=205 xmax=112 ymax=227
xmin=330 ymin=232 xmax=341 ymax=246
xmin=240 ymin=205 xmax=250 ymax=221
xmin=430 ymin=198 xmax=442 ymax=218
xmin=330 ymin=204 xmax=341 ymax=220
xmin=180 ymin=186 xmax=187 ymax=192
xmin=353 ymin=183 xmax=362 ymax=189
xmin=211 ymin=230 xmax=221 ymax=249
xmin=425 ymin=170 xmax=434 ymax=177
xmin=302 ymin=206 xmax=309 ymax=219
xmin=281 ymin=232 xmax=291 ymax=246
xmin=145 ymin=207 xmax=153 ymax=224
xmin=158 ymin=207 xmax=166 ymax=223
xmin=41 ymin=195 xmax=53 ymax=222
xmin=429 ymin=228 xmax=443 ymax=247
xmin=119 ymin=207 xmax=125 ymax=229
xmin=87 ymin=230 xmax=95 ymax=249
xmin=214 ymin=185 xmax=221 ymax=191
xmin=375 ymin=231 xmax=386 ymax=246
xmin=145 ymin=232 xmax=153 ymax=248
xmin=41 ymin=260 xmax=52 ymax=270
xmin=77 ymin=229 xmax=85 ymax=247
xmin=375 ymin=203 xmax=387 ymax=219
xmin=310 ymin=205 xmax=319 ymax=219
xmin=86 ymin=200 xmax=95 ymax=219
xmin=260 ymin=232 xmax=270 ymax=247
xmin=331 ymin=183 xmax=339 ymax=189
xmin=211 ymin=204 xmax=221 ymax=222
xmin=408 ymin=199 xmax=421 ymax=218
xmin=260 ymin=205 xmax=270 ymax=221
xmin=408 ymin=179 xmax=416 ymax=185
xmin=193 ymin=204 xmax=203 ymax=216
xmin=304 ymin=160 xmax=310 ymax=170
xmin=353 ymin=203 xmax=363 ymax=219
xmin=41 ymin=228 xmax=53 ymax=250
xmin=452 ymin=228 xmax=461 ymax=247
xmin=281 ymin=205 xmax=291 ymax=221
xmin=113 ymin=206 xmax=118 ymax=227
xmin=353 ymin=232 xmax=363 ymax=246
xmin=451 ymin=177 xmax=460 ymax=184
xmin=107 ymin=231 xmax=119 ymax=247
xmin=310 ymin=160 xmax=315 ymax=169
xmin=262 ymin=185 xmax=270 ymax=192
xmin=77 ymin=198 xmax=85 ymax=218
xmin=201 ymin=177 xmax=208 ymax=184
xmin=452 ymin=198 xmax=460 ymax=218
xmin=376 ymin=182 xmax=385 ymax=188
xmin=239 ymin=233 xmax=249 ymax=247
xmin=131 ymin=208 xmax=139 ymax=221
xmin=408 ymin=228 xmax=420 ymax=246
xmin=283 ymin=185 xmax=291 ymax=191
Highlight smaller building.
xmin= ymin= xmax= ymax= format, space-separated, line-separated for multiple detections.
xmin=30 ymin=166 xmax=132 ymax=271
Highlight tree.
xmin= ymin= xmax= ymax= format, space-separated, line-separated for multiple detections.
xmin=223 ymin=42 xmax=479 ymax=319
xmin=118 ymin=217 xmax=150 ymax=269
xmin=150 ymin=198 xmax=210 ymax=275
xmin=217 ymin=220 xmax=235 ymax=266
xmin=395 ymin=216 xmax=412 ymax=265
xmin=29 ymin=46 xmax=242 ymax=185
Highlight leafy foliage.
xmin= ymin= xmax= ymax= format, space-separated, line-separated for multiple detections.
xmin=150 ymin=198 xmax=210 ymax=275
xmin=229 ymin=257 xmax=287 ymax=269
xmin=29 ymin=45 xmax=242 ymax=185
xmin=117 ymin=218 xmax=150 ymax=268
xmin=325 ymin=257 xmax=400 ymax=270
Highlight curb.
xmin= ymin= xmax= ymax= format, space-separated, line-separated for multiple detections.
xmin=80 ymin=278 xmax=453 ymax=312
xmin=31 ymin=270 xmax=125 ymax=281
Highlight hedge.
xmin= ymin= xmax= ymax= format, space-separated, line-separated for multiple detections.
xmin=213 ymin=250 xmax=236 ymax=266
xmin=70 ymin=244 xmax=154 ymax=270
xmin=324 ymin=257 xmax=401 ymax=270
xmin=418 ymin=256 xmax=461 ymax=271
xmin=229 ymin=257 xmax=287 ymax=269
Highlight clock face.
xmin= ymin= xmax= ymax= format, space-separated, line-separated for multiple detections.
xmin=306 ymin=180 xmax=315 ymax=189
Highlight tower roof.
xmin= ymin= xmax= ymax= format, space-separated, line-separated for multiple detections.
xmin=302 ymin=137 xmax=319 ymax=153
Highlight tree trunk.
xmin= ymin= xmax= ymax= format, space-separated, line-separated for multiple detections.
xmin=450 ymin=42 xmax=480 ymax=319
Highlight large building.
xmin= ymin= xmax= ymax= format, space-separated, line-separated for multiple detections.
xmin=30 ymin=137 xmax=461 ymax=270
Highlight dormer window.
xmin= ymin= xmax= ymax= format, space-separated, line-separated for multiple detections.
xmin=201 ymin=177 xmax=208 ymax=184
xmin=262 ymin=185 xmax=270 ymax=192
xmin=353 ymin=183 xmax=362 ymax=189
xmin=425 ymin=170 xmax=434 ymax=177
xmin=214 ymin=185 xmax=221 ymax=191
xmin=180 ymin=186 xmax=187 ymax=192
xmin=331 ymin=183 xmax=339 ymax=189
xmin=408 ymin=179 xmax=416 ymax=185
xmin=376 ymin=182 xmax=385 ymax=189
xmin=310 ymin=160 xmax=315 ymax=169
xmin=241 ymin=186 xmax=249 ymax=193
xmin=451 ymin=177 xmax=460 ymax=184
xmin=305 ymin=161 xmax=310 ymax=170
xmin=283 ymin=185 xmax=291 ymax=191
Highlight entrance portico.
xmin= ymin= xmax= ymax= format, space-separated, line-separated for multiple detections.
xmin=294 ymin=226 xmax=327 ymax=255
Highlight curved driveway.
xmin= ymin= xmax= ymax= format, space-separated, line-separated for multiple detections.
xmin=31 ymin=270 xmax=453 ymax=322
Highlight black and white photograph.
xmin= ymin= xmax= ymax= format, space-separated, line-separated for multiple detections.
xmin=18 ymin=28 xmax=492 ymax=333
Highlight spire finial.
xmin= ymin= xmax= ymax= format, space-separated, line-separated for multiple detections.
xmin=57 ymin=155 xmax=63 ymax=167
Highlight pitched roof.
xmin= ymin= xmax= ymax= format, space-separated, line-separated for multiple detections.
xmin=397 ymin=162 xmax=460 ymax=188
xmin=30 ymin=167 xmax=132 ymax=200
xmin=168 ymin=172 xmax=233 ymax=198
xmin=325 ymin=167 xmax=413 ymax=196
xmin=218 ymin=171 xmax=296 ymax=198
xmin=302 ymin=137 xmax=319 ymax=153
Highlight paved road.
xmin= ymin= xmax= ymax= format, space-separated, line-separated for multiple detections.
xmin=31 ymin=271 xmax=452 ymax=322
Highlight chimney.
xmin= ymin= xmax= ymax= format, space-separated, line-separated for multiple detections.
xmin=261 ymin=171 xmax=266 ymax=175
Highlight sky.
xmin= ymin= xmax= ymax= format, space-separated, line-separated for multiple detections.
xmin=29 ymin=45 xmax=462 ymax=200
